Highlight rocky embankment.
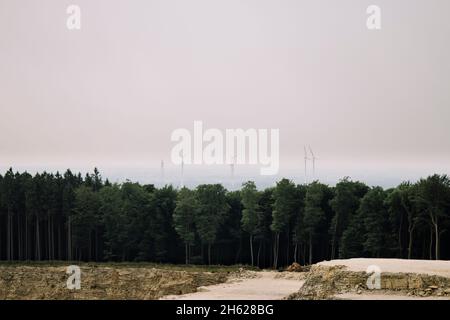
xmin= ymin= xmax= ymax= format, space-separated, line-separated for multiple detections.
xmin=2 ymin=259 xmax=449 ymax=300
xmin=288 ymin=259 xmax=450 ymax=300
xmin=0 ymin=265 xmax=229 ymax=300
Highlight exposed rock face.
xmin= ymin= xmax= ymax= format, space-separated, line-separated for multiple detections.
xmin=286 ymin=263 xmax=304 ymax=272
xmin=0 ymin=265 xmax=228 ymax=300
xmin=287 ymin=265 xmax=450 ymax=300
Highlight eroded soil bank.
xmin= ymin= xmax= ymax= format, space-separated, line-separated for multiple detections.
xmin=0 ymin=264 xmax=230 ymax=300
xmin=2 ymin=259 xmax=450 ymax=300
xmin=287 ymin=259 xmax=450 ymax=300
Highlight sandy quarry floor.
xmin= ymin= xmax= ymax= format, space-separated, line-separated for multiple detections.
xmin=160 ymin=271 xmax=305 ymax=300
xmin=162 ymin=259 xmax=450 ymax=300
xmin=317 ymin=258 xmax=450 ymax=277
xmin=2 ymin=259 xmax=447 ymax=300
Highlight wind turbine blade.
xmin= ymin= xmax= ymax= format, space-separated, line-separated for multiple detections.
xmin=308 ymin=146 xmax=315 ymax=159
xmin=304 ymin=145 xmax=310 ymax=159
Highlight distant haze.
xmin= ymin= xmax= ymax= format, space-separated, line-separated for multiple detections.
xmin=1 ymin=0 xmax=449 ymax=187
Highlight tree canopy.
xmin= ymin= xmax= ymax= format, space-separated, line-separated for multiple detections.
xmin=1 ymin=169 xmax=450 ymax=266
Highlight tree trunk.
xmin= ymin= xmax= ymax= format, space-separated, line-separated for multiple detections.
xmin=273 ymin=233 xmax=279 ymax=269
xmin=51 ymin=217 xmax=55 ymax=260
xmin=257 ymin=239 xmax=262 ymax=268
xmin=408 ymin=230 xmax=413 ymax=259
xmin=309 ymin=233 xmax=313 ymax=265
xmin=429 ymin=226 xmax=433 ymax=260
xmin=185 ymin=243 xmax=189 ymax=264
xmin=286 ymin=227 xmax=290 ymax=266
xmin=208 ymin=243 xmax=211 ymax=265
xmin=331 ymin=239 xmax=336 ymax=261
xmin=0 ymin=216 xmax=2 ymax=260
xmin=36 ymin=217 xmax=41 ymax=261
xmin=249 ymin=234 xmax=254 ymax=266
xmin=91 ymin=231 xmax=94 ymax=261
xmin=58 ymin=223 xmax=62 ymax=260
xmin=7 ymin=212 xmax=11 ymax=260
xmin=188 ymin=244 xmax=191 ymax=264
xmin=68 ymin=216 xmax=72 ymax=261
xmin=263 ymin=241 xmax=267 ymax=268
xmin=234 ymin=238 xmax=242 ymax=264
xmin=302 ymin=243 xmax=306 ymax=265
xmin=25 ymin=215 xmax=28 ymax=260
xmin=48 ymin=213 xmax=51 ymax=261
xmin=331 ymin=213 xmax=339 ymax=260
xmin=434 ymin=222 xmax=439 ymax=260
xmin=398 ymin=213 xmax=403 ymax=258
xmin=201 ymin=243 xmax=204 ymax=264
xmin=294 ymin=243 xmax=298 ymax=263
xmin=9 ymin=215 xmax=14 ymax=260
xmin=17 ymin=215 xmax=23 ymax=260
xmin=408 ymin=226 xmax=414 ymax=260
xmin=95 ymin=228 xmax=100 ymax=262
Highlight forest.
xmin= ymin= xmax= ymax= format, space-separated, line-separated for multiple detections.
xmin=0 ymin=168 xmax=450 ymax=268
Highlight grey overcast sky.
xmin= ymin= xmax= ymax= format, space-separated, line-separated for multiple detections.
xmin=0 ymin=0 xmax=449 ymax=187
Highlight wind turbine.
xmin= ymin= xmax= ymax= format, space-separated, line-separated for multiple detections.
xmin=308 ymin=146 xmax=317 ymax=180
xmin=180 ymin=152 xmax=184 ymax=188
xmin=304 ymin=146 xmax=310 ymax=184
xmin=160 ymin=160 xmax=165 ymax=186
xmin=229 ymin=155 xmax=237 ymax=190
xmin=230 ymin=160 xmax=235 ymax=190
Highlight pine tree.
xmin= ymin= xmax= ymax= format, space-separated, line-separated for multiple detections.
xmin=415 ymin=175 xmax=450 ymax=260
xmin=329 ymin=178 xmax=368 ymax=259
xmin=240 ymin=181 xmax=260 ymax=266
xmin=195 ymin=184 xmax=230 ymax=265
xmin=303 ymin=182 xmax=326 ymax=264
xmin=173 ymin=188 xmax=197 ymax=264
xmin=271 ymin=179 xmax=298 ymax=268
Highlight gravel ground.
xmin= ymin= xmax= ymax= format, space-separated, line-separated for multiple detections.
xmin=160 ymin=271 xmax=305 ymax=300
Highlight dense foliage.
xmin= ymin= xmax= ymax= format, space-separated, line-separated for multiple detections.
xmin=1 ymin=169 xmax=450 ymax=267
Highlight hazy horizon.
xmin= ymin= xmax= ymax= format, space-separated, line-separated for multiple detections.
xmin=1 ymin=162 xmax=448 ymax=190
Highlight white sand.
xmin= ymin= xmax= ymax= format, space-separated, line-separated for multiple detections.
xmin=317 ymin=258 xmax=450 ymax=278
xmin=160 ymin=271 xmax=304 ymax=300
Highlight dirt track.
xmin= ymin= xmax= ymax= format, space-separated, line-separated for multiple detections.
xmin=161 ymin=271 xmax=305 ymax=300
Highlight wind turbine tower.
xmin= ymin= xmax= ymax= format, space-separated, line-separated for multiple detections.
xmin=230 ymin=155 xmax=236 ymax=190
xmin=180 ymin=152 xmax=184 ymax=188
xmin=230 ymin=163 xmax=235 ymax=190
xmin=308 ymin=146 xmax=317 ymax=180
xmin=304 ymin=146 xmax=310 ymax=184
xmin=160 ymin=160 xmax=165 ymax=186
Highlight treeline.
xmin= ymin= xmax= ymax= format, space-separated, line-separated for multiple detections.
xmin=1 ymin=168 xmax=450 ymax=267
